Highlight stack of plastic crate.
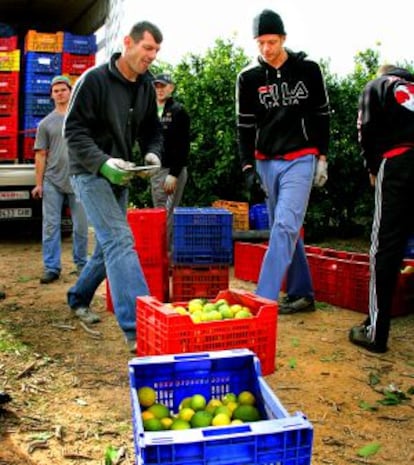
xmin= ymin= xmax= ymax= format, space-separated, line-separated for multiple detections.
xmin=62 ymin=32 xmax=96 ymax=84
xmin=106 ymin=208 xmax=169 ymax=312
xmin=0 ymin=34 xmax=20 ymax=161
xmin=21 ymin=30 xmax=64 ymax=160
xmin=171 ymin=207 xmax=233 ymax=300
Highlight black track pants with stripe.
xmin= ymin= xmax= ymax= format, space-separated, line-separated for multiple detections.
xmin=365 ymin=149 xmax=414 ymax=348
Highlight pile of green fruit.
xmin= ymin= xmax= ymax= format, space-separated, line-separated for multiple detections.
xmin=138 ymin=386 xmax=262 ymax=431
xmin=166 ymin=298 xmax=254 ymax=323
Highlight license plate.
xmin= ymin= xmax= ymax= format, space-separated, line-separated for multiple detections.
xmin=0 ymin=208 xmax=32 ymax=219
xmin=0 ymin=191 xmax=30 ymax=200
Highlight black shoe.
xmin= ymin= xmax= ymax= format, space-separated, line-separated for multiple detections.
xmin=0 ymin=290 xmax=5 ymax=300
xmin=40 ymin=271 xmax=59 ymax=284
xmin=349 ymin=325 xmax=388 ymax=353
xmin=278 ymin=295 xmax=315 ymax=315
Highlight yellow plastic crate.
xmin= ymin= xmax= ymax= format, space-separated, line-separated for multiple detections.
xmin=212 ymin=199 xmax=249 ymax=230
xmin=0 ymin=50 xmax=20 ymax=72
xmin=25 ymin=30 xmax=64 ymax=53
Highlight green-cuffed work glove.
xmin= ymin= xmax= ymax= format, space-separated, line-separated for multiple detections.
xmin=99 ymin=158 xmax=135 ymax=186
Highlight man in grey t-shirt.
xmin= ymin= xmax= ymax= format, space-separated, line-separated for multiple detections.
xmin=32 ymin=76 xmax=89 ymax=285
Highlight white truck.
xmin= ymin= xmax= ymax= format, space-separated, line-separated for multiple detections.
xmin=0 ymin=0 xmax=108 ymax=235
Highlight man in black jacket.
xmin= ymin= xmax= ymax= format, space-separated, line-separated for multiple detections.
xmin=349 ymin=65 xmax=414 ymax=353
xmin=236 ymin=9 xmax=330 ymax=313
xmin=64 ymin=21 xmax=163 ymax=352
xmin=150 ymin=73 xmax=190 ymax=248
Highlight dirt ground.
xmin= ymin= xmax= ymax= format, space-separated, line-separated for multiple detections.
xmin=0 ymin=230 xmax=413 ymax=465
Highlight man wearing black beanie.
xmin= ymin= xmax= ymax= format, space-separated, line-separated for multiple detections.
xmin=236 ymin=9 xmax=330 ymax=313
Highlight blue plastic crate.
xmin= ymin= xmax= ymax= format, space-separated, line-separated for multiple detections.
xmin=249 ymin=203 xmax=269 ymax=230
xmin=172 ymin=207 xmax=233 ymax=264
xmin=24 ymin=94 xmax=53 ymax=116
xmin=23 ymin=72 xmax=54 ymax=94
xmin=405 ymin=235 xmax=414 ymax=258
xmin=129 ymin=349 xmax=313 ymax=465
xmin=24 ymin=51 xmax=62 ymax=74
xmin=63 ymin=32 xmax=97 ymax=54
xmin=22 ymin=113 xmax=44 ymax=132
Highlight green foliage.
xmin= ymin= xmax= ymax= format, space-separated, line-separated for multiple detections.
xmin=129 ymin=41 xmax=413 ymax=239
xmin=357 ymin=442 xmax=381 ymax=458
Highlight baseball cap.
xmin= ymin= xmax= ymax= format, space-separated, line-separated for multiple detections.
xmin=153 ymin=73 xmax=173 ymax=85
xmin=51 ymin=75 xmax=72 ymax=89
xmin=253 ymin=9 xmax=286 ymax=38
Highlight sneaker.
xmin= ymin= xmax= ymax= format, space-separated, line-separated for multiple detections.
xmin=349 ymin=325 xmax=388 ymax=353
xmin=40 ymin=271 xmax=60 ymax=284
xmin=126 ymin=339 xmax=137 ymax=354
xmin=74 ymin=307 xmax=101 ymax=324
xmin=278 ymin=295 xmax=315 ymax=315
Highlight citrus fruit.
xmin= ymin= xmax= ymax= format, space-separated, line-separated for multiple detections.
xmin=160 ymin=417 xmax=173 ymax=430
xmin=190 ymin=410 xmax=213 ymax=428
xmin=138 ymin=386 xmax=156 ymax=408
xmin=222 ymin=392 xmax=237 ymax=405
xmin=234 ymin=309 xmax=252 ymax=319
xmin=231 ymin=419 xmax=244 ymax=425
xmin=190 ymin=394 xmax=207 ymax=411
xmin=141 ymin=410 xmax=155 ymax=421
xmin=188 ymin=299 xmax=204 ymax=313
xmin=226 ymin=401 xmax=239 ymax=414
xmin=238 ymin=390 xmax=256 ymax=405
xmin=214 ymin=405 xmax=232 ymax=417
xmin=148 ymin=403 xmax=170 ymax=419
xmin=143 ymin=417 xmax=163 ymax=431
xmin=178 ymin=397 xmax=192 ymax=410
xmin=202 ymin=302 xmax=216 ymax=313
xmin=232 ymin=405 xmax=261 ymax=422
xmin=205 ymin=398 xmax=222 ymax=414
xmin=178 ymin=407 xmax=195 ymax=422
xmin=212 ymin=412 xmax=231 ymax=426
xmin=174 ymin=305 xmax=188 ymax=315
xmin=170 ymin=419 xmax=191 ymax=430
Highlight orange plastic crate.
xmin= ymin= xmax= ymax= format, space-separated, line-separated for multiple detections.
xmin=136 ymin=289 xmax=278 ymax=375
xmin=25 ymin=30 xmax=64 ymax=53
xmin=171 ymin=264 xmax=229 ymax=300
xmin=212 ymin=200 xmax=249 ymax=231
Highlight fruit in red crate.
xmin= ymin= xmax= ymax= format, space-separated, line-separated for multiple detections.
xmin=188 ymin=298 xmax=205 ymax=313
xmin=234 ymin=308 xmax=253 ymax=319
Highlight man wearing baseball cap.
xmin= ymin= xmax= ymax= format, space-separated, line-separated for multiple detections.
xmin=151 ymin=72 xmax=190 ymax=249
xmin=236 ymin=9 xmax=330 ymax=313
xmin=32 ymin=75 xmax=88 ymax=285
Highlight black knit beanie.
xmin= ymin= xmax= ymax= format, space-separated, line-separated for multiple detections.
xmin=253 ymin=9 xmax=286 ymax=38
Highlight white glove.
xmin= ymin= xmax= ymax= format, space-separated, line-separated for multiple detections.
xmin=314 ymin=159 xmax=328 ymax=187
xmin=99 ymin=158 xmax=135 ymax=185
xmin=144 ymin=153 xmax=161 ymax=167
xmin=164 ymin=174 xmax=177 ymax=194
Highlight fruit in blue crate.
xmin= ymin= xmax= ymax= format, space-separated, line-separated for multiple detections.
xmin=143 ymin=417 xmax=164 ymax=431
xmin=191 ymin=410 xmax=213 ymax=428
xmin=170 ymin=418 xmax=191 ymax=430
xmin=238 ymin=390 xmax=256 ymax=406
xmin=233 ymin=404 xmax=261 ymax=422
xmin=212 ymin=412 xmax=232 ymax=426
xmin=222 ymin=392 xmax=237 ymax=405
xmin=138 ymin=386 xmax=156 ymax=408
xmin=147 ymin=403 xmax=170 ymax=419
xmin=205 ymin=398 xmax=222 ymax=414
xmin=178 ymin=407 xmax=196 ymax=422
xmin=190 ymin=394 xmax=207 ymax=411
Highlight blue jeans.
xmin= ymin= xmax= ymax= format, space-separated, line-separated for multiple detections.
xmin=42 ymin=179 xmax=88 ymax=274
xmin=68 ymin=174 xmax=149 ymax=341
xmin=255 ymin=155 xmax=315 ymax=301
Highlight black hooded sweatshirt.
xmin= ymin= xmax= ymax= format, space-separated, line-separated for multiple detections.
xmin=236 ymin=50 xmax=330 ymax=169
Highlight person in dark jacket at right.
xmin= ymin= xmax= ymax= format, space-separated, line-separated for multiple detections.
xmin=150 ymin=73 xmax=190 ymax=249
xmin=349 ymin=65 xmax=414 ymax=353
xmin=236 ymin=9 xmax=330 ymax=313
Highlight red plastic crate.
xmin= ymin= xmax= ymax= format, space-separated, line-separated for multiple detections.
xmin=136 ymin=289 xmax=278 ymax=375
xmin=0 ymin=36 xmax=18 ymax=52
xmin=127 ymin=208 xmax=168 ymax=265
xmin=22 ymin=136 xmax=36 ymax=159
xmin=0 ymin=92 xmax=18 ymax=116
xmin=171 ymin=264 xmax=229 ymax=301
xmin=106 ymin=259 xmax=169 ymax=312
xmin=0 ymin=135 xmax=17 ymax=159
xmin=0 ymin=72 xmax=19 ymax=94
xmin=0 ymin=114 xmax=17 ymax=134
xmin=234 ymin=241 xmax=267 ymax=282
xmin=61 ymin=53 xmax=95 ymax=75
